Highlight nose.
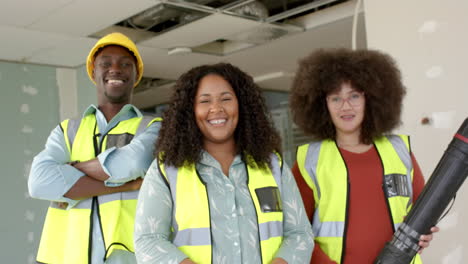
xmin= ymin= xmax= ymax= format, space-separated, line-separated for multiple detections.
xmin=340 ymin=98 xmax=352 ymax=109
xmin=108 ymin=63 xmax=122 ymax=74
xmin=209 ymin=102 xmax=224 ymax=113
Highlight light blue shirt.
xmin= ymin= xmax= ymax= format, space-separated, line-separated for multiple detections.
xmin=134 ymin=151 xmax=314 ymax=263
xmin=28 ymin=104 xmax=161 ymax=264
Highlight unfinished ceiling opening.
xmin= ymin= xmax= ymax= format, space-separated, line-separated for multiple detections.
xmin=92 ymin=0 xmax=350 ymax=56
xmin=134 ymin=77 xmax=175 ymax=94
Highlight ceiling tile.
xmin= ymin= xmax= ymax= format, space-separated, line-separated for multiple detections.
xmin=27 ymin=38 xmax=96 ymax=67
xmin=0 ymin=25 xmax=75 ymax=62
xmin=139 ymin=13 xmax=261 ymax=49
xmin=29 ymin=0 xmax=157 ymax=36
xmin=138 ymin=45 xmax=218 ymax=79
xmin=0 ymin=0 xmax=73 ymax=27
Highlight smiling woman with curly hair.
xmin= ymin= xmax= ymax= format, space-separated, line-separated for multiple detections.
xmin=156 ymin=63 xmax=281 ymax=167
xmin=134 ymin=63 xmax=313 ymax=264
xmin=289 ymin=48 xmax=438 ymax=264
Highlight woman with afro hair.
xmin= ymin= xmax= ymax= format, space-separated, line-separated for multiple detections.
xmin=289 ymin=48 xmax=438 ymax=264
xmin=134 ymin=63 xmax=313 ymax=264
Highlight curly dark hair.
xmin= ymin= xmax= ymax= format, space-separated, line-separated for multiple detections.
xmin=289 ymin=48 xmax=406 ymax=144
xmin=156 ymin=63 xmax=282 ymax=168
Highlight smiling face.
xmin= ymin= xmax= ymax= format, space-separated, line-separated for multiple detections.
xmin=93 ymin=45 xmax=137 ymax=105
xmin=326 ymin=82 xmax=366 ymax=139
xmin=194 ymin=74 xmax=239 ymax=149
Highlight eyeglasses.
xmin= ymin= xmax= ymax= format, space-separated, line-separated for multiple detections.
xmin=326 ymin=92 xmax=365 ymax=109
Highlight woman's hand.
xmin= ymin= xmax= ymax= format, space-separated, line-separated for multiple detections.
xmin=180 ymin=258 xmax=197 ymax=264
xmin=418 ymin=226 xmax=440 ymax=254
xmin=271 ymin=257 xmax=288 ymax=264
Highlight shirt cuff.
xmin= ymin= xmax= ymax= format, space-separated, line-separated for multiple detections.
xmin=65 ymin=198 xmax=80 ymax=210
xmin=97 ymin=147 xmax=115 ymax=177
xmin=274 ymin=249 xmax=294 ymax=263
xmin=59 ymin=165 xmax=85 ymax=209
xmin=173 ymin=252 xmax=191 ymax=264
xmin=274 ymin=237 xmax=314 ymax=264
xmin=97 ymin=147 xmax=125 ymax=187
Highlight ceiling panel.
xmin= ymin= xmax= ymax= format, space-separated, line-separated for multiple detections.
xmin=133 ymin=81 xmax=175 ymax=109
xmin=27 ymin=37 xmax=96 ymax=67
xmin=29 ymin=0 xmax=157 ymax=36
xmin=138 ymin=45 xmax=219 ymax=79
xmin=225 ymin=15 xmax=365 ymax=80
xmin=0 ymin=25 xmax=77 ymax=62
xmin=254 ymin=72 xmax=295 ymax=91
xmin=0 ymin=0 xmax=363 ymax=100
xmin=139 ymin=13 xmax=261 ymax=49
xmin=0 ymin=0 xmax=73 ymax=27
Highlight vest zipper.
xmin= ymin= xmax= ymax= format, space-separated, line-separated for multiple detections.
xmin=92 ymin=121 xmax=108 ymax=262
xmin=244 ymin=163 xmax=264 ymax=264
xmin=94 ymin=120 xmax=122 ymax=262
xmin=374 ymin=144 xmax=396 ymax=233
xmin=336 ymin=146 xmax=350 ymax=264
xmin=95 ymin=196 xmax=109 ymax=262
xmin=381 ymin=183 xmax=396 ymax=232
xmin=195 ymin=169 xmax=213 ymax=264
xmin=88 ymin=122 xmax=100 ymax=264
xmin=88 ymin=197 xmax=96 ymax=264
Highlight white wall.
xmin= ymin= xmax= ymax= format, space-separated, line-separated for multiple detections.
xmin=364 ymin=0 xmax=468 ymax=263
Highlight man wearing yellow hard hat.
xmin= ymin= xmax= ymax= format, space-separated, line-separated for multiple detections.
xmin=28 ymin=32 xmax=161 ymax=264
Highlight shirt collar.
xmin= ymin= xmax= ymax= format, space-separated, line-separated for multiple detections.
xmin=82 ymin=104 xmax=143 ymax=118
xmin=199 ymin=150 xmax=243 ymax=168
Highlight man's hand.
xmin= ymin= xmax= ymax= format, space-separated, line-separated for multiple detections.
xmin=71 ymin=158 xmax=110 ymax=181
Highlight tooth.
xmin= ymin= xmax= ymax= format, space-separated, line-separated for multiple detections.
xmin=108 ymin=80 xmax=123 ymax=84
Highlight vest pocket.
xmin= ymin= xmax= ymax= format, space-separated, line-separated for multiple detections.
xmin=106 ymin=133 xmax=134 ymax=148
xmin=255 ymin=187 xmax=283 ymax=212
xmin=384 ymin=174 xmax=410 ymax=197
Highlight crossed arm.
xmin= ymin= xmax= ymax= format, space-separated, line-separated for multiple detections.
xmin=63 ymin=159 xmax=142 ymax=200
xmin=28 ymin=122 xmax=159 ymax=204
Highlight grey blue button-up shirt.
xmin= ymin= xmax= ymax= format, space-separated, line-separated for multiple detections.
xmin=28 ymin=104 xmax=161 ymax=264
xmin=134 ymin=151 xmax=313 ymax=263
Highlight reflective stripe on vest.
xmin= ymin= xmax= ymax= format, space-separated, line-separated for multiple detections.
xmin=36 ymin=114 xmax=161 ymax=264
xmin=297 ymin=135 xmax=421 ymax=264
xmin=159 ymin=153 xmax=284 ymax=264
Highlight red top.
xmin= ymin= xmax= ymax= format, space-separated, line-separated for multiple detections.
xmin=292 ymin=146 xmax=425 ymax=264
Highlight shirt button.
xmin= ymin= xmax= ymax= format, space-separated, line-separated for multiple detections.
xmin=234 ymin=242 xmax=239 ymax=246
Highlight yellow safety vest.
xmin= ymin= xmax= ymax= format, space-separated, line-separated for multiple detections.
xmin=36 ymin=114 xmax=161 ymax=264
xmin=158 ymin=154 xmax=284 ymax=264
xmin=297 ymin=135 xmax=422 ymax=264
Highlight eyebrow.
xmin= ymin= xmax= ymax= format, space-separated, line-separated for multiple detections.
xmin=198 ymin=91 xmax=233 ymax=97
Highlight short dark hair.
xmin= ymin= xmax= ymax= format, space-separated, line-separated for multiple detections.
xmin=289 ymin=48 xmax=406 ymax=144
xmin=156 ymin=63 xmax=282 ymax=168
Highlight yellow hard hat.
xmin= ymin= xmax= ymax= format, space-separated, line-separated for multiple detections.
xmin=86 ymin=32 xmax=144 ymax=87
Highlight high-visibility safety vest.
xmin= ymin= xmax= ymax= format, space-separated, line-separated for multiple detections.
xmin=158 ymin=154 xmax=284 ymax=264
xmin=36 ymin=114 xmax=161 ymax=264
xmin=296 ymin=135 xmax=422 ymax=264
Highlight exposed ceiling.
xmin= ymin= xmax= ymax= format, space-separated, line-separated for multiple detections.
xmin=0 ymin=0 xmax=366 ymax=109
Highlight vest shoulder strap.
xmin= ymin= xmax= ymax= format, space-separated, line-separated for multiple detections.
xmin=135 ymin=115 xmax=162 ymax=136
xmin=386 ymin=134 xmax=412 ymax=173
xmin=272 ymin=152 xmax=283 ymax=171
xmin=60 ymin=118 xmax=82 ymax=152
xmin=157 ymin=157 xmax=170 ymax=189
xmin=269 ymin=153 xmax=283 ymax=194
